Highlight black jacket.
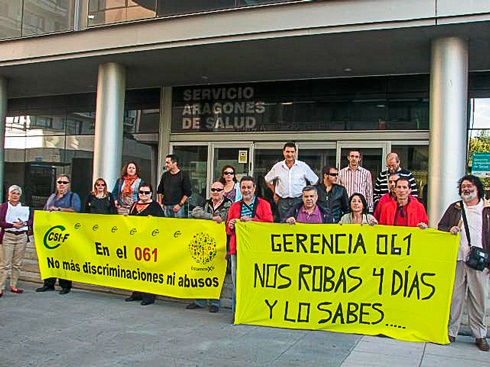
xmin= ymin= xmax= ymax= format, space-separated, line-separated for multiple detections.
xmin=315 ymin=183 xmax=349 ymax=222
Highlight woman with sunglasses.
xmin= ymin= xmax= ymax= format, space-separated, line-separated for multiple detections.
xmin=219 ymin=165 xmax=242 ymax=202
xmin=124 ymin=183 xmax=164 ymax=306
xmin=84 ymin=178 xmax=117 ymax=214
xmin=37 ymin=174 xmax=81 ymax=294
xmin=339 ymin=193 xmax=377 ymax=225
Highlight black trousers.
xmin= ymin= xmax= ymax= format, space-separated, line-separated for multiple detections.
xmin=130 ymin=291 xmax=155 ymax=303
xmin=44 ymin=277 xmax=72 ymax=290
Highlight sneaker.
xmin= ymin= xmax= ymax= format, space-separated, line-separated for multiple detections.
xmin=209 ymin=305 xmax=219 ymax=313
xmin=36 ymin=285 xmax=55 ymax=292
xmin=476 ymin=338 xmax=489 ymax=351
xmin=186 ymin=302 xmax=202 ymax=310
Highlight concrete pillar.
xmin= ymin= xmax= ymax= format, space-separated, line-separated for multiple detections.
xmin=0 ymin=77 xmax=7 ymax=203
xmin=428 ymin=37 xmax=468 ymax=227
xmin=93 ymin=62 xmax=126 ymax=190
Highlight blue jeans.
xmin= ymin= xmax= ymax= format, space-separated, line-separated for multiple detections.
xmin=277 ymin=196 xmax=302 ymax=222
xmin=195 ymin=299 xmax=220 ymax=308
xmin=163 ymin=205 xmax=185 ymax=218
xmin=231 ymin=254 xmax=237 ymax=313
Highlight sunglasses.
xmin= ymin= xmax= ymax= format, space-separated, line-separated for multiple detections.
xmin=57 ymin=180 xmax=70 ymax=184
xmin=211 ymin=188 xmax=224 ymax=192
xmin=139 ymin=190 xmax=151 ymax=195
xmin=96 ymin=183 xmax=106 ymax=187
xmin=223 ymin=171 xmax=235 ymax=175
xmin=327 ymin=173 xmax=338 ymax=177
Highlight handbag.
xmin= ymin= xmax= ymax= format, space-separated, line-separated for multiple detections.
xmin=461 ymin=201 xmax=490 ymax=271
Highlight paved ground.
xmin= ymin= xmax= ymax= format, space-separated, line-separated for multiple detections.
xmin=1 ymin=281 xmax=489 ymax=367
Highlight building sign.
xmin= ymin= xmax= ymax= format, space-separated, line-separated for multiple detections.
xmin=173 ymin=86 xmax=266 ymax=132
xmin=472 ymin=152 xmax=490 ymax=177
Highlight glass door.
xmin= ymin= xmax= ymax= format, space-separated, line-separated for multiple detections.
xmin=297 ymin=142 xmax=337 ymax=181
xmin=336 ymin=142 xmax=389 ymax=182
xmin=212 ymin=143 xmax=253 ymax=188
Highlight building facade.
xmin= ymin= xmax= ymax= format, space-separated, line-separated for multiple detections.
xmin=1 ymin=0 xmax=490 ymax=225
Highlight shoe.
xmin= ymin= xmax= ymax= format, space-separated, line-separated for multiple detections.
xmin=209 ymin=305 xmax=219 ymax=313
xmin=59 ymin=288 xmax=71 ymax=295
xmin=475 ymin=338 xmax=490 ymax=351
xmin=140 ymin=300 xmax=154 ymax=306
xmin=36 ymin=285 xmax=55 ymax=292
xmin=448 ymin=335 xmax=456 ymax=343
xmin=186 ymin=302 xmax=202 ymax=310
xmin=10 ymin=287 xmax=24 ymax=294
xmin=125 ymin=295 xmax=141 ymax=302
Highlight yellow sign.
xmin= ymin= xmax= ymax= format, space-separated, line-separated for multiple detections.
xmin=235 ymin=222 xmax=459 ymax=344
xmin=33 ymin=212 xmax=227 ymax=299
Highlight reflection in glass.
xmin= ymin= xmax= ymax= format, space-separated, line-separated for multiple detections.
xmin=0 ymin=0 xmax=22 ymax=40
xmin=22 ymin=0 xmax=75 ymax=36
xmin=88 ymin=0 xmax=156 ymax=26
xmin=171 ymin=145 xmax=208 ymax=211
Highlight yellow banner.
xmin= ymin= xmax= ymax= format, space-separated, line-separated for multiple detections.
xmin=235 ymin=222 xmax=459 ymax=344
xmin=33 ymin=211 xmax=227 ymax=299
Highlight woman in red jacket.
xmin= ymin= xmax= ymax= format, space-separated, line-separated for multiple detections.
xmin=226 ymin=176 xmax=273 ymax=315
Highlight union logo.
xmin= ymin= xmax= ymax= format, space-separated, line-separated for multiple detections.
xmin=188 ymin=232 xmax=217 ymax=265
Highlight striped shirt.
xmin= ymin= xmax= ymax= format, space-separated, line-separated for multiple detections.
xmin=373 ymin=168 xmax=418 ymax=205
xmin=339 ymin=165 xmax=373 ymax=211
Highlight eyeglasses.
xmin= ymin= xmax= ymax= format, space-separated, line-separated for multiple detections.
xmin=138 ymin=190 xmax=151 ymax=195
xmin=96 ymin=183 xmax=106 ymax=187
xmin=57 ymin=180 xmax=69 ymax=185
xmin=327 ymin=173 xmax=338 ymax=177
xmin=210 ymin=188 xmax=224 ymax=192
xmin=223 ymin=171 xmax=235 ymax=175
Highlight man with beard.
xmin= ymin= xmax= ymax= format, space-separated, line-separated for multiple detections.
xmin=373 ymin=152 xmax=418 ymax=206
xmin=438 ymin=175 xmax=490 ymax=351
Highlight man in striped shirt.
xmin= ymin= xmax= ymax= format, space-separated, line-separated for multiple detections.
xmin=373 ymin=152 xmax=418 ymax=208
xmin=339 ymin=149 xmax=374 ymax=212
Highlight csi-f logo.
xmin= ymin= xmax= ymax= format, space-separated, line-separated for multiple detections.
xmin=43 ymin=225 xmax=70 ymax=249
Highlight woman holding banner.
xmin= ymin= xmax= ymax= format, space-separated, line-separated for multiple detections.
xmin=124 ymin=183 xmax=164 ymax=306
xmin=112 ymin=161 xmax=144 ymax=215
xmin=85 ymin=178 xmax=117 ymax=214
xmin=339 ymin=193 xmax=378 ymax=225
xmin=0 ymin=185 xmax=33 ymax=297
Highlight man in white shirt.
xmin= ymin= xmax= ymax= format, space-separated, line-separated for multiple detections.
xmin=264 ymin=142 xmax=319 ymax=221
xmin=339 ymin=149 xmax=374 ymax=212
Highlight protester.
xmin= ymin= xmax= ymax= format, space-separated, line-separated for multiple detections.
xmin=284 ymin=186 xmax=334 ymax=224
xmin=376 ymin=177 xmax=428 ymax=228
xmin=316 ymin=166 xmax=349 ymax=222
xmin=264 ymin=142 xmax=319 ymax=222
xmin=36 ymin=174 xmax=81 ymax=294
xmin=0 ymin=185 xmax=33 ymax=297
xmin=125 ymin=183 xmax=164 ymax=306
xmin=373 ymin=152 xmax=418 ymax=206
xmin=187 ymin=181 xmax=232 ymax=313
xmin=438 ymin=175 xmax=490 ymax=351
xmin=339 ymin=193 xmax=377 ymax=225
xmin=373 ymin=173 xmax=399 ymax=220
xmin=226 ymin=176 xmax=273 ymax=314
xmin=339 ymin=149 xmax=374 ymax=212
xmin=219 ymin=165 xmax=242 ymax=202
xmin=112 ymin=161 xmax=144 ymax=215
xmin=157 ymin=154 xmax=192 ymax=218
xmin=84 ymin=178 xmax=117 ymax=214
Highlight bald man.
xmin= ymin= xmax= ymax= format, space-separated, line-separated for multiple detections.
xmin=373 ymin=152 xmax=418 ymax=207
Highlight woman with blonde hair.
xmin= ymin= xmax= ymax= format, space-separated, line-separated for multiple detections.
xmin=85 ymin=178 xmax=117 ymax=214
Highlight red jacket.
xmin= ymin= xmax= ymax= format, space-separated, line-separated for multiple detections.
xmin=226 ymin=197 xmax=273 ymax=255
xmin=377 ymin=196 xmax=428 ymax=227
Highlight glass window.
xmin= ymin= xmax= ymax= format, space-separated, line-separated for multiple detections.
xmin=0 ymin=0 xmax=22 ymax=40
xmin=171 ymin=145 xmax=208 ymax=211
xmin=88 ymin=0 xmax=156 ymax=26
xmin=22 ymin=0 xmax=74 ymax=36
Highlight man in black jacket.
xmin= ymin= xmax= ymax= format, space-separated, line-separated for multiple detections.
xmin=316 ymin=166 xmax=348 ymax=223
xmin=284 ymin=186 xmax=334 ymax=224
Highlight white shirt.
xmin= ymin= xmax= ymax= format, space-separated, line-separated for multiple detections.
xmin=459 ymin=199 xmax=484 ymax=261
xmin=5 ymin=202 xmax=29 ymax=232
xmin=264 ymin=160 xmax=319 ymax=199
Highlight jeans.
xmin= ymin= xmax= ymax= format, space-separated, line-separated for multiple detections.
xmin=277 ymin=196 xmax=302 ymax=222
xmin=163 ymin=204 xmax=186 ymax=218
xmin=195 ymin=299 xmax=220 ymax=308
